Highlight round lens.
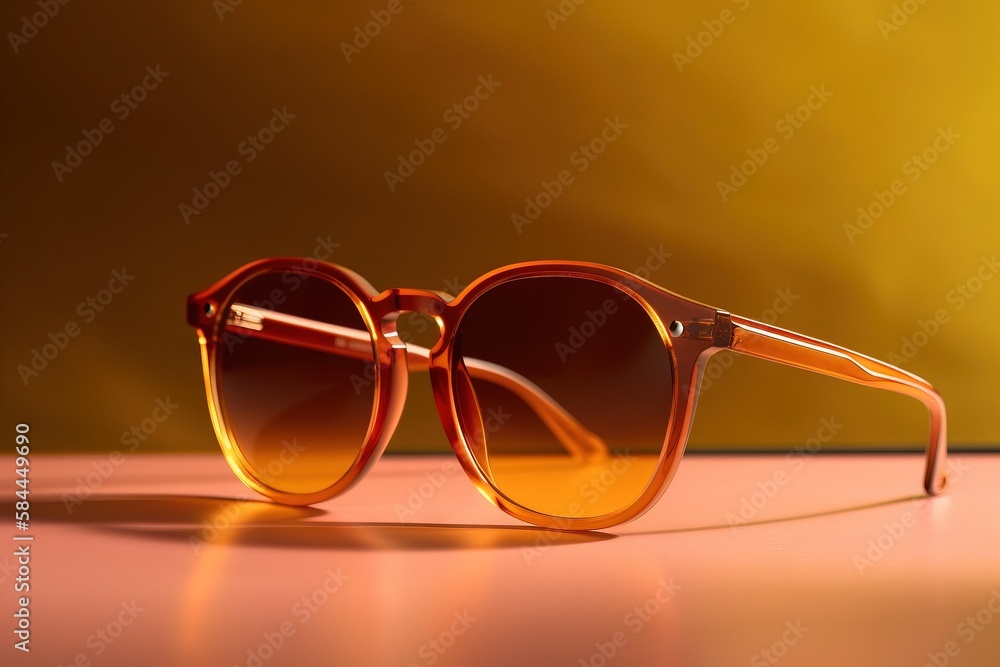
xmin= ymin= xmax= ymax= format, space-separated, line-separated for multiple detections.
xmin=453 ymin=275 xmax=673 ymax=520
xmin=215 ymin=270 xmax=376 ymax=495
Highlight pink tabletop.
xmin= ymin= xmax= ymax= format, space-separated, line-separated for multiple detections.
xmin=3 ymin=452 xmax=998 ymax=667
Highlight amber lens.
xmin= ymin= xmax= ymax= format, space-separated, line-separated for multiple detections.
xmin=453 ymin=276 xmax=673 ymax=520
xmin=215 ymin=271 xmax=375 ymax=495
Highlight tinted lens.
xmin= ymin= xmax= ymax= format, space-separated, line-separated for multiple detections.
xmin=453 ymin=276 xmax=673 ymax=519
xmin=215 ymin=271 xmax=376 ymax=495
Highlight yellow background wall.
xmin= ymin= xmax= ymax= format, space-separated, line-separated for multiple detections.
xmin=1 ymin=1 xmax=996 ymax=452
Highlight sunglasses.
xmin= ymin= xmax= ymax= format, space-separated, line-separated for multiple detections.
xmin=186 ymin=259 xmax=947 ymax=530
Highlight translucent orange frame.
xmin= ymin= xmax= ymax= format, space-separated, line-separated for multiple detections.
xmin=187 ymin=259 xmax=948 ymax=530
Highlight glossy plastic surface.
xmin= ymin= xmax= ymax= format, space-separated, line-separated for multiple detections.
xmin=186 ymin=259 xmax=948 ymax=529
xmin=728 ymin=315 xmax=948 ymax=494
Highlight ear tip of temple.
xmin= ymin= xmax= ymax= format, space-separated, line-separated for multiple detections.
xmin=925 ymin=471 xmax=949 ymax=496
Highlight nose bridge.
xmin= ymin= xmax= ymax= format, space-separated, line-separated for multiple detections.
xmin=372 ymin=288 xmax=453 ymax=340
xmin=373 ymin=288 xmax=453 ymax=370
xmin=386 ymin=287 xmax=451 ymax=315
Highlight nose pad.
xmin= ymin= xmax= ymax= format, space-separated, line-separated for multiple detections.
xmin=453 ymin=358 xmax=493 ymax=482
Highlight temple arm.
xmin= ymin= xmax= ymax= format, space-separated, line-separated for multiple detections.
xmin=226 ymin=303 xmax=608 ymax=460
xmin=727 ymin=314 xmax=948 ymax=495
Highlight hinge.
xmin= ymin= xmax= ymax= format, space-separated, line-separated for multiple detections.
xmin=679 ymin=318 xmax=716 ymax=340
xmin=713 ymin=310 xmax=733 ymax=347
xmin=227 ymin=304 xmax=263 ymax=331
xmin=669 ymin=311 xmax=733 ymax=346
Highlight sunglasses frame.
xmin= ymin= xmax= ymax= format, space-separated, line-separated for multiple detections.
xmin=187 ymin=259 xmax=948 ymax=530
